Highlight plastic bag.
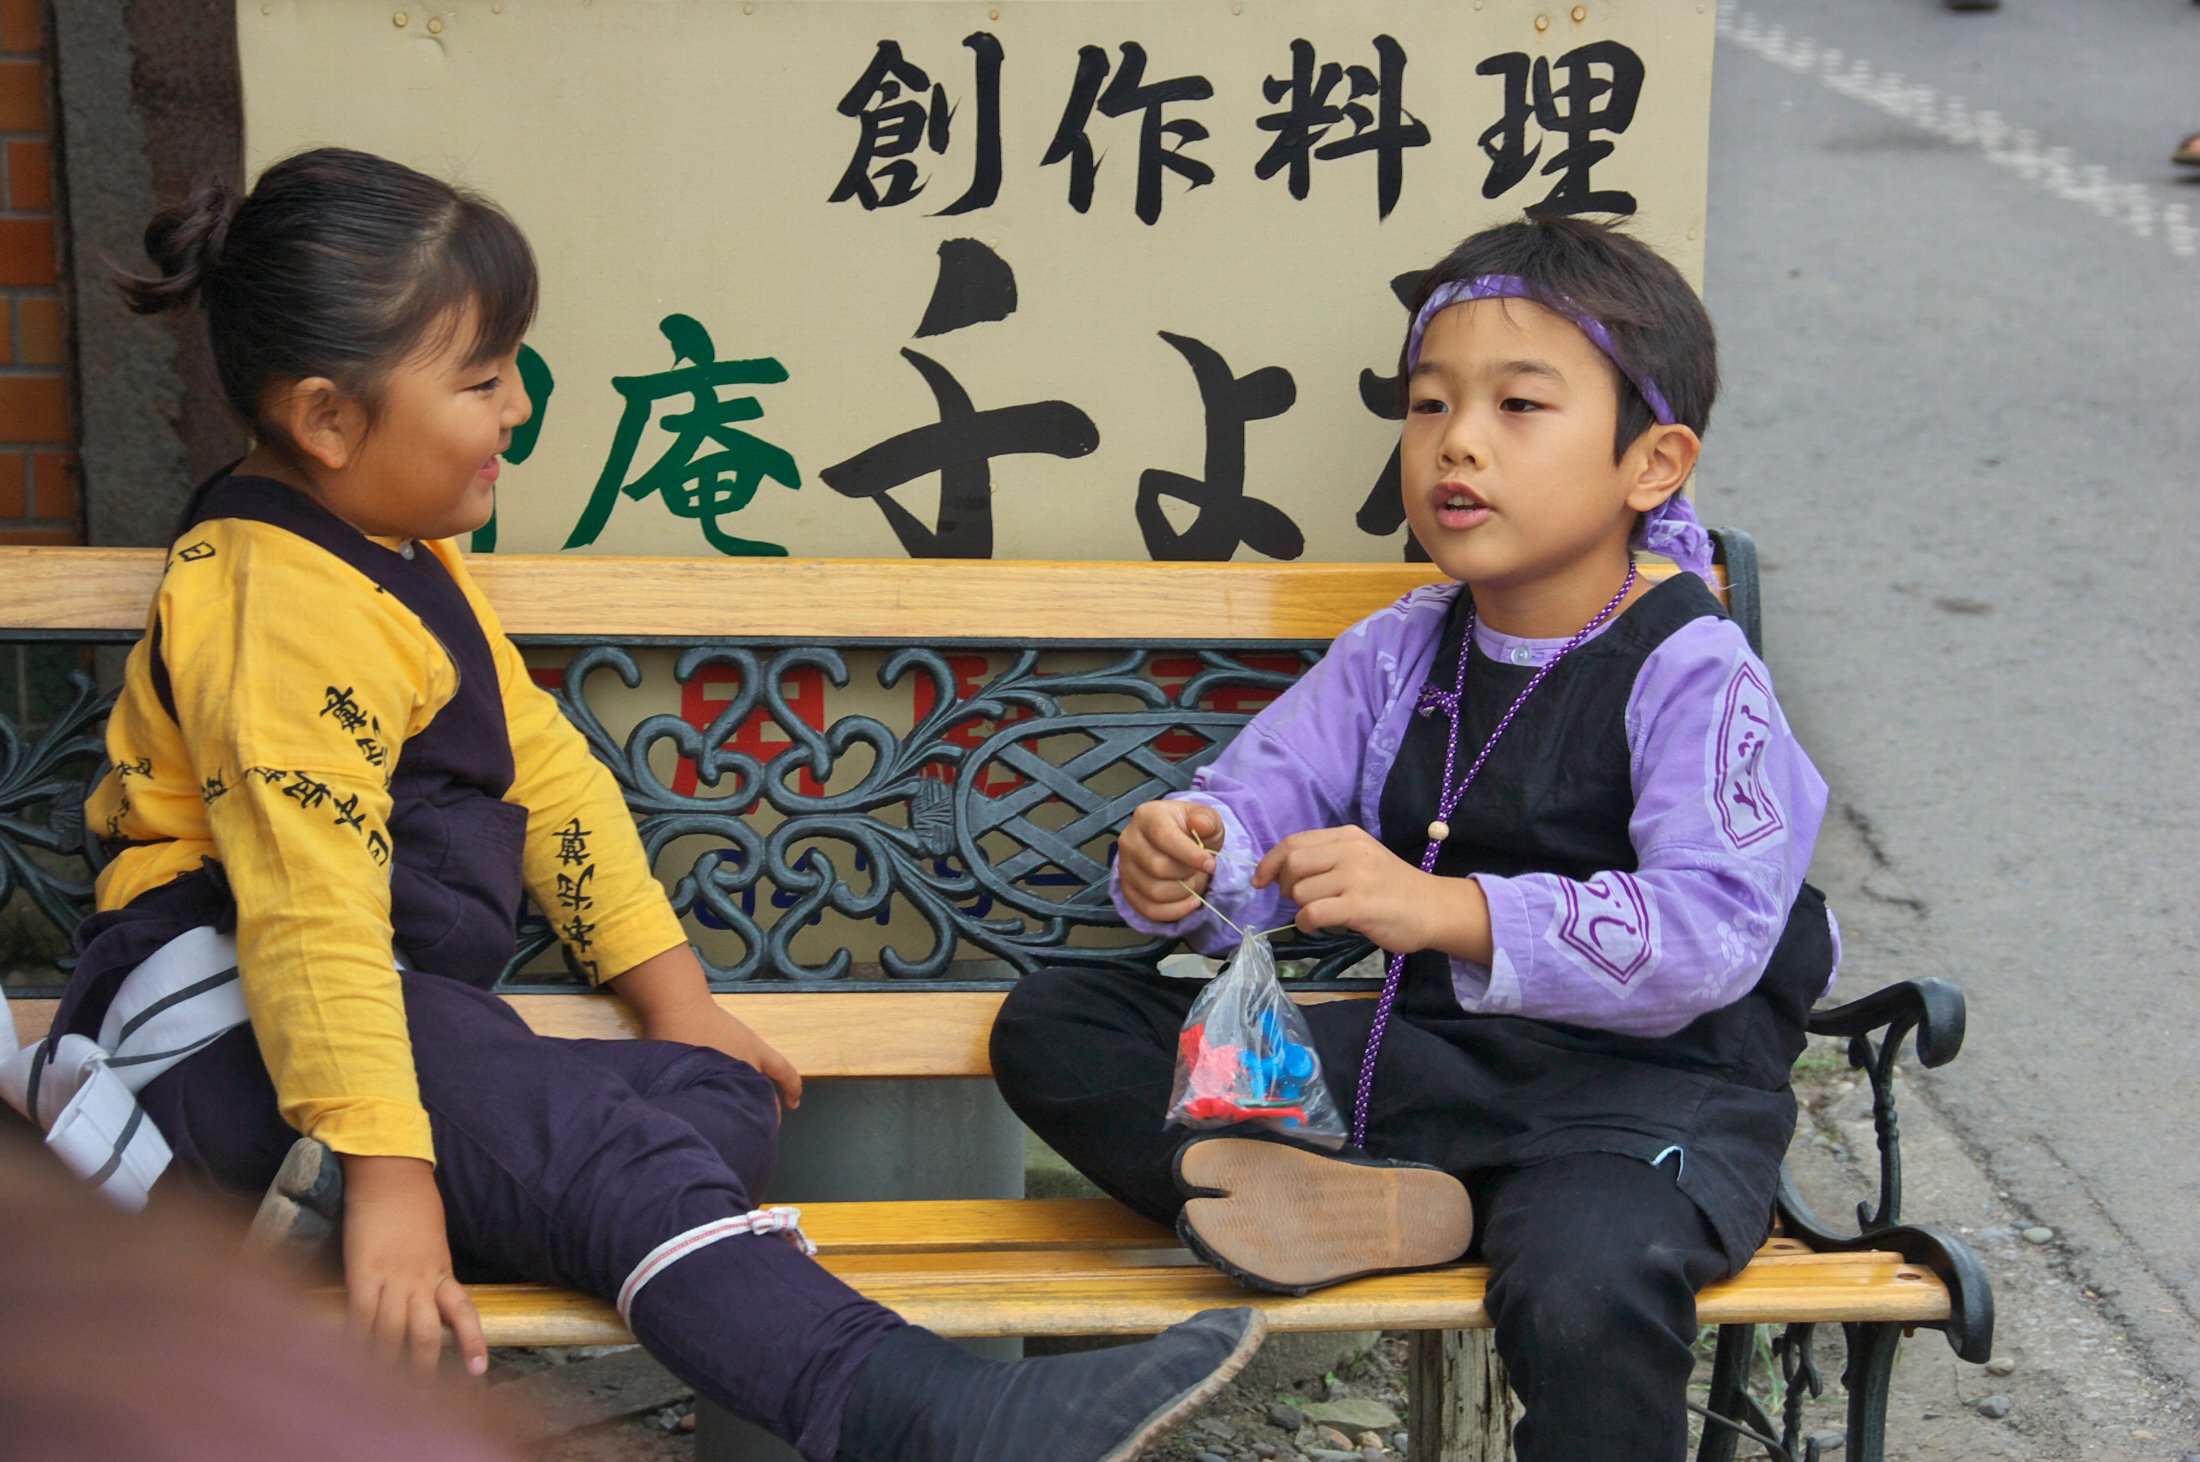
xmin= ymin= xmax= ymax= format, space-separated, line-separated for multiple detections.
xmin=1166 ymin=934 xmax=1346 ymax=1148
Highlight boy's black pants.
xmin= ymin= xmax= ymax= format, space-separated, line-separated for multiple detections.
xmin=992 ymin=964 xmax=1732 ymax=1462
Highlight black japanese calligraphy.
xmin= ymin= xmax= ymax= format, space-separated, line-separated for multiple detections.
xmin=201 ymin=773 xmax=227 ymax=804
xmin=824 ymin=349 xmax=1100 ymax=558
xmin=1135 ymin=332 xmax=1303 ymax=562
xmin=555 ymin=865 xmax=596 ymax=912
xmin=1354 ymin=270 xmax=1432 ymax=563
xmin=915 ymin=237 xmax=1016 ymax=338
xmin=554 ymin=817 xmax=591 ymax=867
xmin=1043 ymin=43 xmax=1214 ymax=225
xmin=1476 ymin=41 xmax=1645 ymax=218
xmin=558 ymin=914 xmax=597 ymax=956
xmin=822 ymin=242 xmax=1098 ymax=558
xmin=831 ymin=41 xmax=941 ymax=210
xmin=1255 ymin=36 xmax=1429 ymax=220
xmin=282 ymin=772 xmax=333 ymax=811
xmin=320 ymin=686 xmax=368 ymax=733
xmin=830 ymin=34 xmax=1005 ymax=216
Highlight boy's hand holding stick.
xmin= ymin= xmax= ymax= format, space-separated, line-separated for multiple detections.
xmin=1254 ymin=826 xmax=1493 ymax=965
xmin=1118 ymin=799 xmax=1497 ymax=964
xmin=1119 ymin=801 xmax=1229 ymax=924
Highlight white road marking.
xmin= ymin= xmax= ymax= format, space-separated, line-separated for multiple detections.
xmin=1718 ymin=5 xmax=2198 ymax=259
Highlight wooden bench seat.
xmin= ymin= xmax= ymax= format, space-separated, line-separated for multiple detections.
xmin=0 ymin=541 xmax=1988 ymax=1462
xmin=466 ymin=1199 xmax=1952 ymax=1348
xmin=5 ymin=976 xmax=1988 ymax=1461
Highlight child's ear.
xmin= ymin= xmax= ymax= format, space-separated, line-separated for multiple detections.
xmin=264 ymin=377 xmax=365 ymax=474
xmin=1624 ymin=423 xmax=1702 ymax=514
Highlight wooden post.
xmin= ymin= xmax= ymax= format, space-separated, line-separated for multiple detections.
xmin=1407 ymin=1330 xmax=1518 ymax=1462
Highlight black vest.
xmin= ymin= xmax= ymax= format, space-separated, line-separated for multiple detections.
xmin=60 ymin=474 xmax=527 ymax=1041
xmin=1375 ymin=574 xmax=1832 ymax=1263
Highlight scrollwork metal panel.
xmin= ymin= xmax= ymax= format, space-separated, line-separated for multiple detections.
xmin=0 ymin=634 xmax=1375 ymax=993
xmin=0 ymin=670 xmax=113 ymax=973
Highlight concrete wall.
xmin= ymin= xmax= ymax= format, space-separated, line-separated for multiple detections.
xmin=48 ymin=0 xmax=241 ymax=548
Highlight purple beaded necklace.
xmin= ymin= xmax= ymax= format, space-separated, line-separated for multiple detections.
xmin=1346 ymin=562 xmax=1639 ymax=1149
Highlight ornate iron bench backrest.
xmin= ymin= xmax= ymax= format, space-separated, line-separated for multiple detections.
xmin=0 ymin=539 xmax=1755 ymax=997
xmin=0 ymin=631 xmax=1374 ymax=993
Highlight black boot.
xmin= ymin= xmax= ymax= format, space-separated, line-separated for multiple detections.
xmin=834 ymin=1308 xmax=1265 ymax=1462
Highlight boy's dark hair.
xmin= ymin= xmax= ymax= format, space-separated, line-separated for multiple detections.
xmin=1400 ymin=217 xmax=1717 ymax=461
xmin=116 ymin=147 xmax=538 ymax=442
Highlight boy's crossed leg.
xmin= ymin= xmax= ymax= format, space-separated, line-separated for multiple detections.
xmin=995 ymin=965 xmax=1733 ymax=1462
xmin=995 ymin=964 xmax=1474 ymax=1291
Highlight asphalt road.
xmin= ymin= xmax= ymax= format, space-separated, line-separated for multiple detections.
xmin=1702 ymin=0 xmax=2200 ymax=1410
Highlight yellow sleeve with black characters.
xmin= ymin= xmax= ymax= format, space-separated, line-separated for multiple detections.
xmin=431 ymin=542 xmax=689 ymax=985
xmin=153 ymin=520 xmax=449 ymax=1162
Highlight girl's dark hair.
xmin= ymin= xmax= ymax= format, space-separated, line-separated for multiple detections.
xmin=116 ymin=147 xmax=538 ymax=438
xmin=1401 ymin=217 xmax=1718 ymax=460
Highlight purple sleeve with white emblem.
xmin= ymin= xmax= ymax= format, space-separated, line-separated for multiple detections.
xmin=1461 ymin=617 xmax=1838 ymax=1036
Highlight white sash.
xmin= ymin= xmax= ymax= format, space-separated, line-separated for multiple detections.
xmin=0 ymin=925 xmax=247 ymax=1209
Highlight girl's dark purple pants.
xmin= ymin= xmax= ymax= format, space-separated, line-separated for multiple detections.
xmin=139 ymin=970 xmax=904 ymax=1462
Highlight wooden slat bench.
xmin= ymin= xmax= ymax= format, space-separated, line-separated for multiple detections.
xmin=0 ymin=540 xmax=1990 ymax=1462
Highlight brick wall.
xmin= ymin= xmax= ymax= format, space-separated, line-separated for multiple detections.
xmin=0 ymin=0 xmax=75 ymax=546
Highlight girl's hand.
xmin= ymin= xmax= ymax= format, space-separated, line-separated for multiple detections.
xmin=1118 ymin=800 xmax=1225 ymax=924
xmin=339 ymin=1154 xmax=486 ymax=1379
xmin=641 ymin=999 xmax=802 ymax=1113
xmin=1254 ymin=825 xmax=1493 ymax=961
xmin=608 ymin=944 xmax=802 ymax=1111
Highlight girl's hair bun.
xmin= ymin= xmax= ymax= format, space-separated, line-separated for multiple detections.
xmin=116 ymin=181 xmax=243 ymax=315
xmin=118 ymin=148 xmax=539 ymax=436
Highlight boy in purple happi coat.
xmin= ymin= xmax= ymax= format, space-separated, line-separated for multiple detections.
xmin=992 ymin=217 xmax=1842 ymax=1462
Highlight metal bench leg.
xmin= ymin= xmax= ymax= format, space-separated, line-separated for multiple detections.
xmin=1693 ymin=1324 xmax=1754 ymax=1462
xmin=1839 ymin=1322 xmax=1900 ymax=1462
xmin=1407 ymin=1330 xmax=1517 ymax=1462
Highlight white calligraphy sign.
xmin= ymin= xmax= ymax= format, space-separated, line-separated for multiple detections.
xmin=240 ymin=0 xmax=1714 ymax=564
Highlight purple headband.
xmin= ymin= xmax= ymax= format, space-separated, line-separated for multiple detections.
xmin=1405 ymin=274 xmax=1714 ymax=580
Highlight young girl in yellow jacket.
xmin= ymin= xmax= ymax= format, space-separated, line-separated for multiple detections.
xmin=14 ymin=146 xmax=1257 ymax=1462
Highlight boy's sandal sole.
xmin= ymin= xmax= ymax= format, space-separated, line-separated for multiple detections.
xmin=1100 ymin=1308 xmax=1269 ymax=1462
xmin=1174 ymin=1138 xmax=1473 ymax=1297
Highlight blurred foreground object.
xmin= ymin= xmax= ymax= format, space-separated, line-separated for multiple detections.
xmin=0 ymin=1107 xmax=521 ymax=1462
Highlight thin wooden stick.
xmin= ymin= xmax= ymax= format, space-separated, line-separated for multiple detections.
xmin=1185 ymin=833 xmax=1302 ymax=945
xmin=1176 ymin=878 xmax=1252 ymax=942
